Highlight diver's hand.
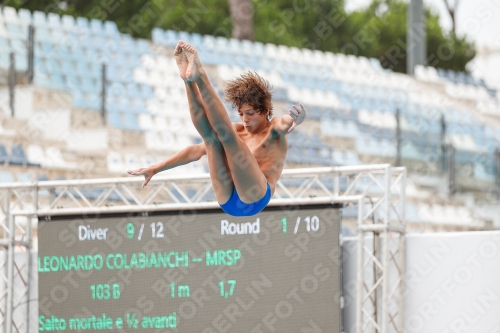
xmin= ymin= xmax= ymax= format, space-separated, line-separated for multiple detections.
xmin=288 ymin=103 xmax=307 ymax=133
xmin=127 ymin=167 xmax=155 ymax=188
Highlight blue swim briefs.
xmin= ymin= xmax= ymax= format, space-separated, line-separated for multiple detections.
xmin=219 ymin=183 xmax=272 ymax=216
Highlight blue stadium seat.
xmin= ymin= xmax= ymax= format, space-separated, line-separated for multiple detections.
xmin=66 ymin=75 xmax=81 ymax=91
xmin=243 ymin=40 xmax=263 ymax=57
xmin=108 ymin=111 xmax=124 ymax=128
xmin=345 ymin=151 xmax=361 ymax=165
xmin=114 ymin=52 xmax=130 ymax=67
xmin=92 ymin=35 xmax=107 ymax=49
xmin=124 ymin=113 xmax=140 ymax=130
xmin=0 ymin=38 xmax=8 ymax=50
xmin=14 ymin=46 xmax=31 ymax=70
xmin=33 ymin=11 xmax=47 ymax=27
xmin=136 ymin=38 xmax=150 ymax=54
xmin=50 ymin=74 xmax=66 ymax=90
xmin=72 ymin=91 xmax=86 ymax=108
xmin=104 ymin=21 xmax=119 ymax=36
xmin=0 ymin=53 xmax=10 ymax=70
xmin=342 ymin=204 xmax=358 ymax=218
xmin=71 ymin=91 xmax=101 ymax=110
xmin=7 ymin=23 xmax=26 ymax=39
xmin=37 ymin=175 xmax=50 ymax=181
xmin=39 ymin=41 xmax=55 ymax=56
xmin=51 ymin=29 xmax=65 ymax=43
xmin=474 ymin=163 xmax=495 ymax=182
xmin=47 ymin=12 xmax=61 ymax=28
xmin=17 ymin=173 xmax=32 ymax=183
xmin=61 ymin=59 xmax=74 ymax=75
xmin=401 ymin=143 xmax=423 ymax=160
xmin=119 ymin=35 xmax=135 ymax=53
xmin=18 ymin=8 xmax=32 ymax=25
xmin=105 ymin=65 xmax=120 ymax=82
xmin=108 ymin=82 xmax=126 ymax=97
xmin=62 ymin=15 xmax=75 ymax=30
xmin=55 ymin=43 xmax=70 ymax=58
xmin=369 ymin=58 xmax=383 ymax=71
xmin=140 ymin=84 xmax=154 ymax=99
xmin=0 ymin=144 xmax=10 ymax=164
xmin=10 ymin=145 xmax=32 ymax=165
xmin=81 ymin=77 xmax=100 ymax=94
xmin=90 ymin=19 xmax=103 ymax=35
xmin=76 ymin=17 xmax=89 ymax=31
xmin=178 ymin=31 xmax=192 ymax=44
xmin=115 ymin=98 xmax=130 ymax=113
xmin=105 ymin=98 xmax=119 ymax=113
xmin=406 ymin=203 xmax=424 ymax=223
xmin=83 ymin=47 xmax=99 ymax=61
xmin=198 ymin=49 xmax=224 ymax=65
xmin=151 ymin=28 xmax=165 ymax=45
xmin=130 ymin=98 xmax=146 ymax=114
xmin=356 ymin=138 xmax=379 ymax=156
xmin=0 ymin=171 xmax=15 ymax=183
xmin=34 ymin=71 xmax=51 ymax=87
xmin=76 ymin=61 xmax=90 ymax=77
xmin=86 ymin=93 xmax=102 ymax=110
xmin=190 ymin=33 xmax=203 ymax=48
xmin=44 ymin=55 xmax=59 ymax=73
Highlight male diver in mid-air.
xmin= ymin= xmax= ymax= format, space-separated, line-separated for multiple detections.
xmin=128 ymin=41 xmax=307 ymax=216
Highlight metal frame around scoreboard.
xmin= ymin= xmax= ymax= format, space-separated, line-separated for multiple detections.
xmin=0 ymin=164 xmax=406 ymax=333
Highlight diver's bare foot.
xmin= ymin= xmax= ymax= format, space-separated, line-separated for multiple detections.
xmin=182 ymin=43 xmax=203 ymax=82
xmin=174 ymin=41 xmax=189 ymax=81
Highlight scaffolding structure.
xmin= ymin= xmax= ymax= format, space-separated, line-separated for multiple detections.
xmin=0 ymin=164 xmax=406 ymax=333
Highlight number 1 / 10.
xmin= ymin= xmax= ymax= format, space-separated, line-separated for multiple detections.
xmin=90 ymin=284 xmax=120 ymax=300
xmin=294 ymin=216 xmax=320 ymax=234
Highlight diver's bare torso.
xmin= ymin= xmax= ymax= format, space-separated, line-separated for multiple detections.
xmin=233 ymin=117 xmax=287 ymax=195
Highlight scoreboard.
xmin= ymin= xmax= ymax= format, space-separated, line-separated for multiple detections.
xmin=38 ymin=204 xmax=342 ymax=332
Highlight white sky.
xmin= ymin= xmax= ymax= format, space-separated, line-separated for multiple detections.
xmin=345 ymin=0 xmax=500 ymax=49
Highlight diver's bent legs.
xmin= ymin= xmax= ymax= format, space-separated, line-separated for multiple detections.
xmin=182 ymin=42 xmax=268 ymax=203
xmin=184 ymin=81 xmax=234 ymax=204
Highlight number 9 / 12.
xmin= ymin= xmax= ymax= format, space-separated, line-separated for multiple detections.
xmin=90 ymin=284 xmax=120 ymax=300
xmin=126 ymin=222 xmax=164 ymax=239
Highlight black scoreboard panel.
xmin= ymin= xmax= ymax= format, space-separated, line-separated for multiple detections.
xmin=38 ymin=205 xmax=341 ymax=332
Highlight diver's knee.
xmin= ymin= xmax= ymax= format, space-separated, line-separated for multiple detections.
xmin=203 ymin=134 xmax=222 ymax=147
xmin=212 ymin=123 xmax=236 ymax=144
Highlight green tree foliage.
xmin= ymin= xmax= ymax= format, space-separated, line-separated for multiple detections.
xmin=6 ymin=0 xmax=474 ymax=73
xmin=339 ymin=0 xmax=475 ymax=73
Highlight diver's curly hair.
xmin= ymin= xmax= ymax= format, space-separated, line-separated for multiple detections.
xmin=224 ymin=71 xmax=273 ymax=118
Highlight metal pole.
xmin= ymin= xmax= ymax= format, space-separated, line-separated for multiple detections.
xmin=355 ymin=198 xmax=364 ymax=333
xmin=334 ymin=171 xmax=340 ymax=197
xmin=396 ymin=108 xmax=401 ymax=167
xmin=5 ymin=213 xmax=14 ymax=333
xmin=373 ymin=231 xmax=379 ymax=326
xmin=495 ymin=148 xmax=500 ymax=199
xmin=9 ymin=53 xmax=15 ymax=117
xmin=101 ymin=63 xmax=106 ymax=124
xmin=441 ymin=114 xmax=446 ymax=172
xmin=398 ymin=168 xmax=407 ymax=332
xmin=381 ymin=166 xmax=391 ymax=333
xmin=1 ymin=193 xmax=10 ymax=332
xmin=24 ymin=185 xmax=36 ymax=333
xmin=448 ymin=144 xmax=455 ymax=197
xmin=407 ymin=0 xmax=426 ymax=75
xmin=27 ymin=25 xmax=34 ymax=84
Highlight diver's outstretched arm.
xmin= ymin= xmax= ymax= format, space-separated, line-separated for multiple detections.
xmin=127 ymin=143 xmax=206 ymax=188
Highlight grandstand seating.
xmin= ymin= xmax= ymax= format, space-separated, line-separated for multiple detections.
xmin=1 ymin=6 xmax=500 ymax=228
